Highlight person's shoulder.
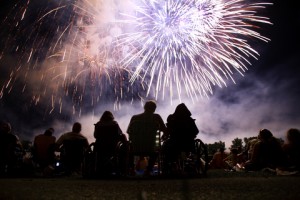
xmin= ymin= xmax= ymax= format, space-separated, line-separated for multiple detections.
xmin=112 ymin=120 xmax=119 ymax=124
xmin=50 ymin=135 xmax=56 ymax=141
xmin=78 ymin=133 xmax=88 ymax=139
xmin=132 ymin=113 xmax=143 ymax=118
xmin=34 ymin=134 xmax=43 ymax=139
xmin=9 ymin=133 xmax=19 ymax=141
xmin=129 ymin=113 xmax=143 ymax=121
xmin=57 ymin=132 xmax=69 ymax=139
xmin=153 ymin=113 xmax=162 ymax=117
xmin=153 ymin=113 xmax=163 ymax=119
xmin=253 ymin=140 xmax=263 ymax=147
xmin=94 ymin=121 xmax=101 ymax=126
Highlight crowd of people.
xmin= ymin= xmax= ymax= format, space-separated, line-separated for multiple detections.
xmin=0 ymin=100 xmax=299 ymax=178
xmin=209 ymin=128 xmax=300 ymax=175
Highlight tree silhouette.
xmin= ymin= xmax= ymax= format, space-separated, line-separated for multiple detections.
xmin=207 ymin=141 xmax=225 ymax=155
xmin=230 ymin=138 xmax=243 ymax=149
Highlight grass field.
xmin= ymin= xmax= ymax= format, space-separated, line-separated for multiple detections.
xmin=0 ymin=170 xmax=299 ymax=200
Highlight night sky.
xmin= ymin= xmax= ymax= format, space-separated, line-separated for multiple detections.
xmin=0 ymin=0 xmax=299 ymax=148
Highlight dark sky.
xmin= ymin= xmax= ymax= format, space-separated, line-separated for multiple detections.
xmin=0 ymin=0 xmax=299 ymax=147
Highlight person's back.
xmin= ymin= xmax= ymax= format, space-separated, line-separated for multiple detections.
xmin=161 ymin=103 xmax=199 ymax=174
xmin=224 ymin=148 xmax=241 ymax=170
xmin=94 ymin=111 xmax=128 ymax=176
xmin=56 ymin=122 xmax=89 ymax=175
xmin=128 ymin=112 xmax=161 ymax=153
xmin=209 ymin=148 xmax=228 ymax=169
xmin=127 ymin=100 xmax=167 ymax=175
xmin=94 ymin=111 xmax=127 ymax=157
xmin=245 ymin=129 xmax=285 ymax=171
xmin=33 ymin=128 xmax=56 ymax=169
xmin=0 ymin=121 xmax=23 ymax=176
xmin=127 ymin=101 xmax=167 ymax=154
xmin=282 ymin=128 xmax=300 ymax=170
xmin=247 ymin=138 xmax=259 ymax=160
xmin=167 ymin=103 xmax=199 ymax=153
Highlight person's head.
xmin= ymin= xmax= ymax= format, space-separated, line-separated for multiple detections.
xmin=219 ymin=147 xmax=225 ymax=153
xmin=100 ymin=111 xmax=114 ymax=121
xmin=44 ymin=128 xmax=54 ymax=136
xmin=72 ymin=122 xmax=82 ymax=133
xmin=286 ymin=128 xmax=300 ymax=144
xmin=144 ymin=100 xmax=156 ymax=113
xmin=258 ymin=129 xmax=273 ymax=141
xmin=173 ymin=103 xmax=192 ymax=118
xmin=0 ymin=121 xmax=12 ymax=134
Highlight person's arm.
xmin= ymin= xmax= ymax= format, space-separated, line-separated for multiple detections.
xmin=155 ymin=114 xmax=168 ymax=136
xmin=84 ymin=138 xmax=89 ymax=148
xmin=116 ymin=123 xmax=127 ymax=142
xmin=93 ymin=122 xmax=100 ymax=139
xmin=223 ymin=154 xmax=231 ymax=162
xmin=55 ymin=134 xmax=65 ymax=151
xmin=189 ymin=118 xmax=199 ymax=137
xmin=126 ymin=117 xmax=135 ymax=135
xmin=250 ymin=142 xmax=260 ymax=163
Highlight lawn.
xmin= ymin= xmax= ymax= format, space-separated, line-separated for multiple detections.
xmin=0 ymin=170 xmax=299 ymax=200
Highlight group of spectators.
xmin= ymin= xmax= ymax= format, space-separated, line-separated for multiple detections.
xmin=0 ymin=100 xmax=200 ymax=177
xmin=1 ymin=100 xmax=299 ymax=178
xmin=209 ymin=128 xmax=300 ymax=175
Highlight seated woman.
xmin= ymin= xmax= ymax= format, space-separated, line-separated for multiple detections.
xmin=94 ymin=111 xmax=128 ymax=176
xmin=282 ymin=128 xmax=300 ymax=171
xmin=163 ymin=103 xmax=199 ymax=173
xmin=244 ymin=129 xmax=286 ymax=171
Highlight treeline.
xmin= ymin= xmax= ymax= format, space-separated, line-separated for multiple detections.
xmin=206 ymin=136 xmax=284 ymax=155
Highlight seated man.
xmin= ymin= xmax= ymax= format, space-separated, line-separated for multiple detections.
xmin=56 ymin=122 xmax=89 ymax=176
xmin=33 ymin=128 xmax=56 ymax=171
xmin=127 ymin=100 xmax=167 ymax=176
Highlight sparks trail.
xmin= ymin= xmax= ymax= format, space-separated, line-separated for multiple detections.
xmin=0 ymin=0 xmax=271 ymax=115
xmin=0 ymin=0 xmax=148 ymax=115
xmin=116 ymin=0 xmax=272 ymax=101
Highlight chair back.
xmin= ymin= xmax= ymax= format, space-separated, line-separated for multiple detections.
xmin=61 ymin=138 xmax=87 ymax=167
xmin=129 ymin=118 xmax=160 ymax=154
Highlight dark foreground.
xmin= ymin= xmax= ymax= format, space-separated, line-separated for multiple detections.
xmin=1 ymin=170 xmax=300 ymax=200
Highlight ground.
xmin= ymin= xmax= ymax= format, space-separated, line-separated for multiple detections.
xmin=0 ymin=170 xmax=299 ymax=200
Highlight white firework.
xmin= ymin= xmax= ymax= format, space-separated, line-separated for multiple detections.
xmin=116 ymin=0 xmax=272 ymax=101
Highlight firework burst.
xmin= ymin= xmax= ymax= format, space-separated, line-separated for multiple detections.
xmin=117 ymin=0 xmax=272 ymax=102
xmin=0 ymin=0 xmax=147 ymax=115
xmin=0 ymin=0 xmax=272 ymax=115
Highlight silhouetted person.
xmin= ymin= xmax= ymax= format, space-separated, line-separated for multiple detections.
xmin=239 ymin=136 xmax=259 ymax=161
xmin=282 ymin=128 xmax=300 ymax=171
xmin=0 ymin=121 xmax=23 ymax=176
xmin=127 ymin=100 xmax=168 ymax=176
xmin=56 ymin=122 xmax=89 ymax=176
xmin=33 ymin=128 xmax=56 ymax=174
xmin=244 ymin=129 xmax=286 ymax=171
xmin=224 ymin=148 xmax=245 ymax=170
xmin=94 ymin=111 xmax=128 ymax=176
xmin=163 ymin=103 xmax=199 ymax=169
xmin=208 ymin=147 xmax=228 ymax=169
